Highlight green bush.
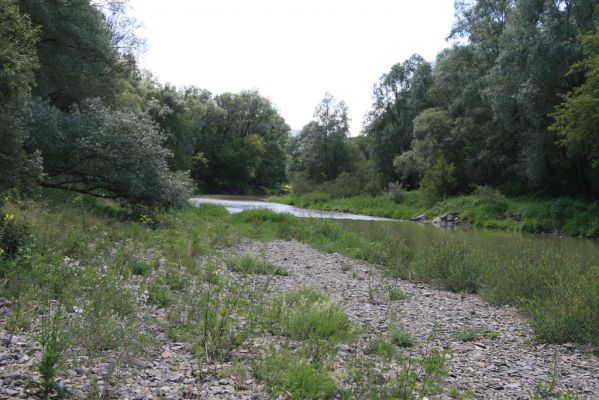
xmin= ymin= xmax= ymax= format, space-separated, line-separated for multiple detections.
xmin=419 ymin=158 xmax=458 ymax=207
xmin=387 ymin=181 xmax=406 ymax=203
xmin=0 ymin=213 xmax=29 ymax=257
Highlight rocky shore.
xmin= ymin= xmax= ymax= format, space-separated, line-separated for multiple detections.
xmin=1 ymin=239 xmax=598 ymax=399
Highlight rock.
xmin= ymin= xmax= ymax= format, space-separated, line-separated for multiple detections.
xmin=167 ymin=372 xmax=183 ymax=383
xmin=218 ymin=378 xmax=229 ymax=385
xmin=409 ymin=214 xmax=426 ymax=222
xmin=0 ymin=352 xmax=13 ymax=362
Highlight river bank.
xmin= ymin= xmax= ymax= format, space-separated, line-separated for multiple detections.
xmin=0 ymin=195 xmax=598 ymax=398
xmin=267 ymin=189 xmax=599 ymax=238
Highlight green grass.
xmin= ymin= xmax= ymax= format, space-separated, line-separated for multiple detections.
xmin=390 ymin=328 xmax=415 ymax=348
xmin=254 ymin=348 xmax=337 ymax=400
xmin=389 ymin=287 xmax=408 ymax=301
xmin=266 ymin=287 xmax=353 ymax=344
xmin=268 ymin=188 xmax=599 ymax=237
xmin=455 ymin=327 xmax=481 ymax=342
xmin=365 ymin=337 xmax=396 ymax=357
xmin=225 ymin=253 xmax=288 ymax=276
xmin=1 ymin=186 xmax=598 ymax=395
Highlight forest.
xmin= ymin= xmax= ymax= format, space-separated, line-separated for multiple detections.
xmin=1 ymin=0 xmax=598 ymax=215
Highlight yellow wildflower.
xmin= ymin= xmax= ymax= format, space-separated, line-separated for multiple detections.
xmin=0 ymin=248 xmax=4 ymax=256
xmin=4 ymin=214 xmax=15 ymax=222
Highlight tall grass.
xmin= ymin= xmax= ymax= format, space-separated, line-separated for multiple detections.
xmin=269 ymin=188 xmax=599 ymax=237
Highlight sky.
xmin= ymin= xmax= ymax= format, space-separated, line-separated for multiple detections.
xmin=128 ymin=0 xmax=456 ymax=136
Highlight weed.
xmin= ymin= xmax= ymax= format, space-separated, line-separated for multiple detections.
xmin=147 ymin=283 xmax=172 ymax=308
xmin=33 ymin=310 xmax=68 ymax=399
xmin=130 ymin=260 xmax=152 ymax=276
xmin=225 ymin=253 xmax=287 ymax=276
xmin=389 ymin=287 xmax=408 ymax=301
xmin=455 ymin=327 xmax=481 ymax=342
xmin=365 ymin=337 xmax=395 ymax=357
xmin=482 ymin=330 xmax=500 ymax=340
xmin=254 ymin=347 xmax=337 ymax=400
xmin=266 ymin=287 xmax=352 ymax=344
xmin=390 ymin=328 xmax=415 ymax=348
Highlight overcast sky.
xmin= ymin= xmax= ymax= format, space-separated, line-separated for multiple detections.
xmin=128 ymin=0 xmax=456 ymax=135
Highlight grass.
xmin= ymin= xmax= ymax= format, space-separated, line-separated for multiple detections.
xmin=390 ymin=328 xmax=415 ymax=348
xmin=389 ymin=287 xmax=408 ymax=301
xmin=266 ymin=287 xmax=353 ymax=344
xmin=455 ymin=327 xmax=481 ymax=342
xmin=268 ymin=187 xmax=599 ymax=237
xmin=225 ymin=252 xmax=288 ymax=276
xmin=0 ymin=190 xmax=597 ymax=398
xmin=254 ymin=348 xmax=337 ymax=400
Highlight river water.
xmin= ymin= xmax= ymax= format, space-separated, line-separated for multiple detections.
xmin=190 ymin=196 xmax=599 ymax=267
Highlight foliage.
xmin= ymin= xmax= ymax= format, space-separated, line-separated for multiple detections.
xmin=254 ymin=348 xmax=337 ymax=400
xmin=25 ymin=99 xmax=194 ymax=208
xmin=418 ymin=158 xmax=458 ymax=207
xmin=289 ymin=93 xmax=351 ymax=184
xmin=17 ymin=0 xmax=135 ymax=109
xmin=265 ymin=287 xmax=352 ymax=344
xmin=225 ymin=253 xmax=288 ymax=276
xmin=0 ymin=0 xmax=38 ymax=195
xmin=387 ymin=181 xmax=406 ymax=203
xmin=551 ymin=27 xmax=599 ymax=197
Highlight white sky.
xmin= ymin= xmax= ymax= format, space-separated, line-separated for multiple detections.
xmin=128 ymin=0 xmax=456 ymax=136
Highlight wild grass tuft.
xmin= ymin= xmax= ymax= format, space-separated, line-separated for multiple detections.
xmin=266 ymin=287 xmax=352 ymax=344
xmin=225 ymin=253 xmax=287 ymax=276
xmin=254 ymin=347 xmax=337 ymax=400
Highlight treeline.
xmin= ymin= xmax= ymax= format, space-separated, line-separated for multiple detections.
xmin=290 ymin=0 xmax=599 ymax=202
xmin=1 ymin=0 xmax=290 ymax=210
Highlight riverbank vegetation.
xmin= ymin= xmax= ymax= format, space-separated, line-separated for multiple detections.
xmin=281 ymin=1 xmax=599 ymax=236
xmin=0 ymin=194 xmax=596 ymax=397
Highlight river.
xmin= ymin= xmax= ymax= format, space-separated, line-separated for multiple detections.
xmin=190 ymin=196 xmax=599 ymax=267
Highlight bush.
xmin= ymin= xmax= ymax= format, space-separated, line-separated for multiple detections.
xmin=225 ymin=253 xmax=288 ymax=276
xmin=0 ymin=213 xmax=29 ymax=257
xmin=25 ymin=99 xmax=194 ymax=208
xmin=472 ymin=186 xmax=509 ymax=215
xmin=387 ymin=181 xmax=406 ymax=203
xmin=419 ymin=158 xmax=458 ymax=207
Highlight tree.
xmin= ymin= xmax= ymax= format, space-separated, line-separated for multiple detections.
xmin=551 ymin=27 xmax=599 ymax=198
xmin=189 ymin=90 xmax=289 ymax=192
xmin=17 ymin=0 xmax=136 ymax=109
xmin=0 ymin=0 xmax=38 ymax=195
xmin=293 ymin=94 xmax=351 ymax=183
xmin=365 ymin=55 xmax=433 ymax=181
xmin=25 ymin=99 xmax=194 ymax=208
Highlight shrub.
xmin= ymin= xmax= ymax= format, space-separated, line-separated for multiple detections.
xmin=25 ymin=99 xmax=194 ymax=208
xmin=0 ymin=213 xmax=29 ymax=257
xmin=419 ymin=158 xmax=457 ymax=207
xmin=387 ymin=181 xmax=406 ymax=203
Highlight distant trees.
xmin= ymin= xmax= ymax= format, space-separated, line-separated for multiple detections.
xmin=289 ymin=94 xmax=351 ymax=183
xmin=363 ymin=0 xmax=599 ymax=199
